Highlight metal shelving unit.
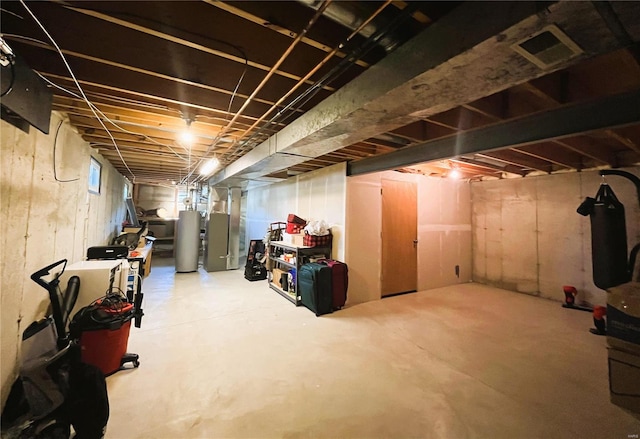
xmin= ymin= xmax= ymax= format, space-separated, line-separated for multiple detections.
xmin=268 ymin=241 xmax=331 ymax=305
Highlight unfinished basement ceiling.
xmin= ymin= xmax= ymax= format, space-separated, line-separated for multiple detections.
xmin=1 ymin=1 xmax=639 ymax=187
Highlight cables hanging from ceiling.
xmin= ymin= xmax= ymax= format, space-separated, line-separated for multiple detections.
xmin=52 ymin=119 xmax=80 ymax=182
xmin=35 ymin=71 xmax=192 ymax=164
xmin=230 ymin=1 xmax=423 ymax=159
xmin=180 ymin=0 xmax=334 ymax=186
xmin=19 ymin=0 xmax=137 ymax=181
xmin=232 ymin=1 xmax=393 ymax=154
xmin=178 ymin=42 xmax=249 ymax=186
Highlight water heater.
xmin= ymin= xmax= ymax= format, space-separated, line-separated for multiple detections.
xmin=175 ymin=210 xmax=200 ymax=272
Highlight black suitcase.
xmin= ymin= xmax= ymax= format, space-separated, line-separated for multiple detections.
xmin=298 ymin=263 xmax=333 ymax=316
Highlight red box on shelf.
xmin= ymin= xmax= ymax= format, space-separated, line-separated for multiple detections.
xmin=287 ymin=214 xmax=306 ymax=225
xmin=286 ymin=222 xmax=305 ymax=234
xmin=303 ymin=232 xmax=332 ymax=247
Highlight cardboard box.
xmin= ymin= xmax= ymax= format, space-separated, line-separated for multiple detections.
xmin=272 ymin=268 xmax=286 ymax=289
xmin=282 ymin=232 xmax=304 ymax=247
xmin=608 ymin=347 xmax=640 ymax=414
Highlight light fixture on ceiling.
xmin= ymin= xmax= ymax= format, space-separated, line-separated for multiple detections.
xmin=448 ymin=167 xmax=461 ymax=180
xmin=178 ymin=118 xmax=194 ymax=146
xmin=199 ymin=157 xmax=220 ymax=176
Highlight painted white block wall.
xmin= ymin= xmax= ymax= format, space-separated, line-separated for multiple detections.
xmin=1 ymin=114 xmax=129 ymax=407
xmin=471 ymin=166 xmax=640 ymax=306
xmin=245 ymin=162 xmax=347 ymax=261
xmin=347 ymin=171 xmax=472 ymax=305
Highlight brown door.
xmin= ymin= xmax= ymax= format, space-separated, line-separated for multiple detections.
xmin=381 ymin=179 xmax=417 ymax=297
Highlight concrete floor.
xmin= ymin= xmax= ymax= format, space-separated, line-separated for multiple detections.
xmin=105 ymin=257 xmax=640 ymax=439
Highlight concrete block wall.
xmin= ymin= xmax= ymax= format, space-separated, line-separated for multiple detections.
xmin=1 ymin=114 xmax=129 ymax=407
xmin=471 ymin=167 xmax=640 ymax=306
xmin=136 ymin=184 xmax=178 ymax=218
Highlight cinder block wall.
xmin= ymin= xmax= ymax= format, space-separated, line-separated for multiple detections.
xmin=471 ymin=167 xmax=640 ymax=305
xmin=1 ymin=113 xmax=128 ymax=408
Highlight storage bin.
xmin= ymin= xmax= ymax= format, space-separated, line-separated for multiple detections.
xmin=304 ymin=232 xmax=332 ymax=247
xmin=70 ymin=300 xmax=134 ymax=376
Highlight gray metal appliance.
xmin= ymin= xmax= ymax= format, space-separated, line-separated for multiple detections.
xmin=203 ymin=213 xmax=229 ymax=272
xmin=175 ymin=210 xmax=200 ymax=272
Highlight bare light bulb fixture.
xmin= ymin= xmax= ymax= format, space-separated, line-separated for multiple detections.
xmin=178 ymin=118 xmax=194 ymax=146
xmin=448 ymin=168 xmax=461 ymax=180
xmin=199 ymin=157 xmax=220 ymax=176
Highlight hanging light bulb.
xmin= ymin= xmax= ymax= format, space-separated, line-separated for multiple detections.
xmin=448 ymin=168 xmax=461 ymax=180
xmin=178 ymin=118 xmax=194 ymax=146
xmin=199 ymin=157 xmax=220 ymax=176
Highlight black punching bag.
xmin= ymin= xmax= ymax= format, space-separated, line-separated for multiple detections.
xmin=580 ymin=183 xmax=629 ymax=289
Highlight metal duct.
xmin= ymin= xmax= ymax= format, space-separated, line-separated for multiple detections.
xmin=296 ymin=0 xmax=401 ymax=53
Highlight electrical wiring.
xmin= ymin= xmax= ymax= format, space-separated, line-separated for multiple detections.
xmin=179 ymin=49 xmax=249 ymax=186
xmin=19 ymin=0 xmax=136 ymax=181
xmin=2 ymin=33 xmax=48 ymax=47
xmin=35 ymin=70 xmax=191 ymax=163
xmin=225 ymin=54 xmax=248 ymax=118
xmin=53 ymin=119 xmax=80 ymax=182
xmin=25 ymin=3 xmax=252 ymax=186
xmin=233 ymin=2 xmax=420 ymax=157
xmin=15 ymin=3 xmax=254 ymax=185
xmin=182 ymin=1 xmax=332 ymax=183
xmin=0 ymin=8 xmax=23 ymax=20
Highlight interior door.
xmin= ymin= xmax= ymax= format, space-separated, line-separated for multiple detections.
xmin=381 ymin=179 xmax=417 ymax=296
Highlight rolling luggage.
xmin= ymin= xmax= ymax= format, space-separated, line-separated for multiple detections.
xmin=298 ymin=263 xmax=333 ymax=316
xmin=318 ymin=259 xmax=348 ymax=310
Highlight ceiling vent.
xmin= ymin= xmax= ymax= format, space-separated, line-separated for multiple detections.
xmin=511 ymin=24 xmax=583 ymax=69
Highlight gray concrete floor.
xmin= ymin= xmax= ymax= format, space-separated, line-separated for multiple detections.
xmin=105 ymin=257 xmax=640 ymax=438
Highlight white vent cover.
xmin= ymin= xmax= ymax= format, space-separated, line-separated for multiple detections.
xmin=511 ymin=24 xmax=583 ymax=69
